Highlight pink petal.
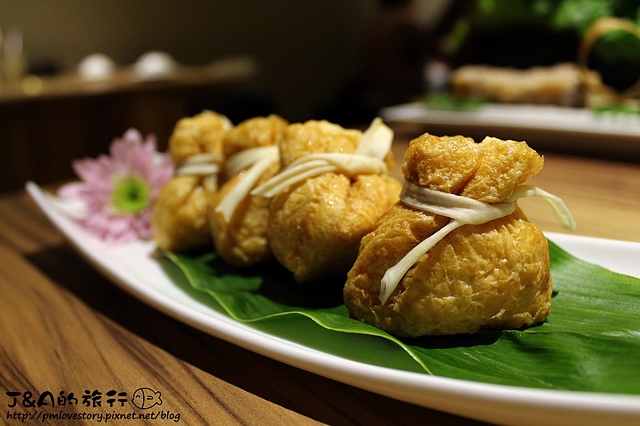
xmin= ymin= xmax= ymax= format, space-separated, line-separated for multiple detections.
xmin=64 ymin=127 xmax=174 ymax=245
xmin=58 ymin=182 xmax=86 ymax=199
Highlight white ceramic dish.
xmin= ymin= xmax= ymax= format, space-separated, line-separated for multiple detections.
xmin=26 ymin=181 xmax=640 ymax=426
xmin=380 ymin=102 xmax=640 ymax=160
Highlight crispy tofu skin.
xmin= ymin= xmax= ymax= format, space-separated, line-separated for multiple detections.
xmin=152 ymin=175 xmax=215 ymax=252
xmin=222 ymin=114 xmax=288 ymax=159
xmin=152 ymin=111 xmax=229 ymax=252
xmin=209 ymin=163 xmax=279 ymax=267
xmin=208 ymin=115 xmax=288 ymax=267
xmin=344 ymin=133 xmax=550 ymax=337
xmin=168 ymin=110 xmax=228 ymax=164
xmin=267 ymin=120 xmax=401 ymax=282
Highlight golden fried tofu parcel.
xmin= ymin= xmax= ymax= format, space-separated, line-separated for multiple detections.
xmin=152 ymin=111 xmax=574 ymax=337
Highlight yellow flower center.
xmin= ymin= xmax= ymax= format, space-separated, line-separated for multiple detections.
xmin=111 ymin=175 xmax=150 ymax=215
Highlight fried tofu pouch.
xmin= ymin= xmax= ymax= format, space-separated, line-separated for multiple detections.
xmin=266 ymin=120 xmax=402 ymax=282
xmin=208 ymin=115 xmax=288 ymax=267
xmin=344 ymin=133 xmax=551 ymax=337
xmin=152 ymin=110 xmax=230 ymax=252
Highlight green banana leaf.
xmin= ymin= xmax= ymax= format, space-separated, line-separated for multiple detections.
xmin=163 ymin=240 xmax=640 ymax=394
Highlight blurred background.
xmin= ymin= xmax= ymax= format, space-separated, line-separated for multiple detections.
xmin=0 ymin=0 xmax=453 ymax=191
xmin=1 ymin=0 xmax=639 ymax=192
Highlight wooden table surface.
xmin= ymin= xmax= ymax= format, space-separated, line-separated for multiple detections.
xmin=1 ymin=132 xmax=640 ymax=425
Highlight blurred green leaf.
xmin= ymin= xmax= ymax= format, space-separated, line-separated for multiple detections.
xmin=422 ymin=92 xmax=485 ymax=111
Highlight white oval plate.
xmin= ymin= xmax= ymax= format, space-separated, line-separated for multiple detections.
xmin=26 ymin=181 xmax=640 ymax=426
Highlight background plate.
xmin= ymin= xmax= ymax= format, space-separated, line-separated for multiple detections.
xmin=381 ymin=102 xmax=640 ymax=162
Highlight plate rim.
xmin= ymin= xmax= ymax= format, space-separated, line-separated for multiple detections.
xmin=380 ymin=101 xmax=640 ymax=137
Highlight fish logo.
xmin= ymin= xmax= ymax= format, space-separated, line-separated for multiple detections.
xmin=131 ymin=387 xmax=162 ymax=410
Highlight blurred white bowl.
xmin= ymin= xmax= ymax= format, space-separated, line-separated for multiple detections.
xmin=133 ymin=51 xmax=177 ymax=79
xmin=77 ymin=53 xmax=116 ymax=80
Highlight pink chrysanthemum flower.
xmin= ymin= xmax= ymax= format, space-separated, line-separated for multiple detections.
xmin=58 ymin=129 xmax=174 ymax=244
